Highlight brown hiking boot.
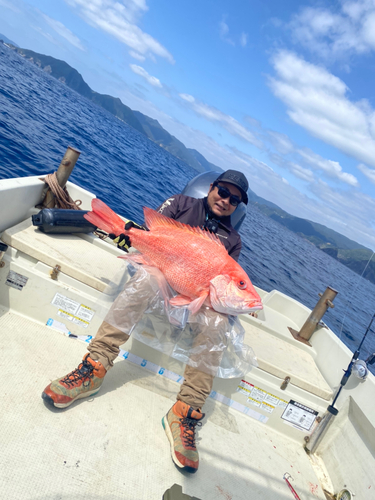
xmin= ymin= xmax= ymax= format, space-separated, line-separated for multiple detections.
xmin=162 ymin=401 xmax=205 ymax=473
xmin=42 ymin=354 xmax=106 ymax=408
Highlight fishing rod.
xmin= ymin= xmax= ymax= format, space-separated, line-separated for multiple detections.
xmin=305 ymin=310 xmax=375 ymax=454
xmin=330 ymin=310 xmax=375 ymax=408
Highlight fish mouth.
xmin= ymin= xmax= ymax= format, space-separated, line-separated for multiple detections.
xmin=247 ymin=301 xmax=263 ymax=311
xmin=211 ymin=299 xmax=263 ymax=316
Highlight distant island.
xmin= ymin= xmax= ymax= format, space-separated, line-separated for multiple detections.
xmin=2 ymin=37 xmax=374 ymax=285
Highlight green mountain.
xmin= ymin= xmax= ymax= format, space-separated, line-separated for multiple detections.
xmin=11 ymin=47 xmax=146 ymax=135
xmin=8 ymin=45 xmax=215 ymax=173
xmin=4 ymin=41 xmax=375 ymax=284
xmin=186 ymin=148 xmax=221 ymax=173
xmin=133 ymin=111 xmax=213 ymax=173
xmin=0 ymin=33 xmax=19 ymax=47
xmin=253 ymin=203 xmax=374 ymax=282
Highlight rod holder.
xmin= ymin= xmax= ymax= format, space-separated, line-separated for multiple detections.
xmin=41 ymin=146 xmax=81 ymax=208
xmin=304 ymin=405 xmax=338 ymax=454
xmin=289 ymin=286 xmax=338 ymax=346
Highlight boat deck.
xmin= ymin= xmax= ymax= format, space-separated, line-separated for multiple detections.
xmin=0 ymin=309 xmax=327 ymax=500
xmin=1 ymin=177 xmax=374 ymax=499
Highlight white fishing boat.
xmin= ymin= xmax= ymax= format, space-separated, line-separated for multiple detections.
xmin=0 ymin=149 xmax=374 ymax=500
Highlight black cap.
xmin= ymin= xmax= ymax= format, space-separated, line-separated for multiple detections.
xmin=216 ymin=170 xmax=249 ymax=205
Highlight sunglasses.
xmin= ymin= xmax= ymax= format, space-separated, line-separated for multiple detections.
xmin=214 ymin=183 xmax=242 ymax=207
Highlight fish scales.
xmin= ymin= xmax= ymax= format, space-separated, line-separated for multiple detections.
xmin=128 ymin=226 xmax=230 ymax=299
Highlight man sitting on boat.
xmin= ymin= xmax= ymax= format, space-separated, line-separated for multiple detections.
xmin=42 ymin=169 xmax=249 ymax=474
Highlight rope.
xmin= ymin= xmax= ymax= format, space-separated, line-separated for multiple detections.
xmin=42 ymin=172 xmax=82 ymax=210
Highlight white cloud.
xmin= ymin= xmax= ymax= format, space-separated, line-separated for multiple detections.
xmin=219 ymin=20 xmax=229 ymax=37
xmin=178 ymin=93 xmax=263 ymax=148
xmin=289 ymin=163 xmax=315 ymax=183
xmin=180 ymin=83 xmax=358 ymax=188
xmin=0 ymin=0 xmax=20 ymax=13
xmin=179 ymin=93 xmax=195 ymax=103
xmin=309 ymin=179 xmax=375 ymax=248
xmin=65 ymin=0 xmax=174 ymax=63
xmin=229 ymin=146 xmax=274 ymax=173
xmin=42 ymin=14 xmax=84 ymax=50
xmin=129 ymin=50 xmax=145 ymax=61
xmin=219 ymin=19 xmax=235 ymax=45
xmin=297 ymin=148 xmax=359 ymax=187
xmin=269 ymin=50 xmax=375 ymax=173
xmin=289 ymin=1 xmax=375 ymax=58
xmin=32 ymin=25 xmax=59 ymax=46
xmin=114 ymin=79 xmax=375 ymax=248
xmin=219 ymin=20 xmax=248 ymax=47
xmin=268 ymin=152 xmax=318 ymax=184
xmin=244 ymin=115 xmax=262 ymax=128
xmin=130 ymin=64 xmax=162 ymax=87
xmin=358 ymin=163 xmax=375 ymax=184
xmin=267 ymin=130 xmax=294 ymax=155
xmin=230 ymin=147 xmax=375 ymax=248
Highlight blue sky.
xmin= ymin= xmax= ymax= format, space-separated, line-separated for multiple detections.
xmin=1 ymin=0 xmax=375 ymax=250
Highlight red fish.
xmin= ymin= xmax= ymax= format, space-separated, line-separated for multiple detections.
xmin=85 ymin=198 xmax=262 ymax=315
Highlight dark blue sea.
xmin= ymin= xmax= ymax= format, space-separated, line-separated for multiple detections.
xmin=1 ymin=44 xmax=375 ymax=375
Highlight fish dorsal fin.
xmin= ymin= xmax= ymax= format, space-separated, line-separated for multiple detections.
xmin=143 ymin=207 xmax=226 ymax=248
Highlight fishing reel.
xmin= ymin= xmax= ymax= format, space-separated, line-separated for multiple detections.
xmin=349 ymin=352 xmax=375 ymax=381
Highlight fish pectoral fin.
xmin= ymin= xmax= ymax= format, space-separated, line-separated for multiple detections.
xmin=169 ymin=292 xmax=209 ymax=314
xmin=187 ymin=292 xmax=209 ymax=314
xmin=169 ymin=295 xmax=193 ymax=307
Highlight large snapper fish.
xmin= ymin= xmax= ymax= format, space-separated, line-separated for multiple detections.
xmin=85 ymin=199 xmax=262 ymax=315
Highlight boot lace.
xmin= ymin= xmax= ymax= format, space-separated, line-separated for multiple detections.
xmin=180 ymin=416 xmax=202 ymax=448
xmin=61 ymin=358 xmax=95 ymax=388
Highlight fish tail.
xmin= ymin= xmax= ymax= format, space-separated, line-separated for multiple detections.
xmin=83 ymin=198 xmax=126 ymax=235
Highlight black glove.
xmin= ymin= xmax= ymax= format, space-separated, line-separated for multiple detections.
xmin=109 ymin=220 xmax=146 ymax=252
xmin=109 ymin=233 xmax=131 ymax=252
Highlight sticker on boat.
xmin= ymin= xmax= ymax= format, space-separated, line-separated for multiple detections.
xmin=51 ymin=293 xmax=80 ymax=314
xmin=5 ymin=270 xmax=28 ymax=290
xmin=281 ymin=400 xmax=318 ymax=431
xmin=76 ymin=304 xmax=95 ymax=322
xmin=51 ymin=293 xmax=95 ymax=327
xmin=236 ymin=380 xmax=288 ymax=413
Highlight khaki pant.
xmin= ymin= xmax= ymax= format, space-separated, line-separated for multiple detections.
xmin=88 ymin=269 xmax=228 ymax=410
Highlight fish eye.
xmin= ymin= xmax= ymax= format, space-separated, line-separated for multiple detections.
xmin=237 ymin=280 xmax=247 ymax=290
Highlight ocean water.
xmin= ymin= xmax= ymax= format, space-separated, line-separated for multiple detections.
xmin=1 ymin=44 xmax=375 ymax=376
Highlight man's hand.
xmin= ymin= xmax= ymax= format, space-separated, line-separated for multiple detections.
xmin=109 ymin=220 xmax=146 ymax=252
xmin=124 ymin=220 xmax=145 ymax=231
xmin=109 ymin=233 xmax=131 ymax=252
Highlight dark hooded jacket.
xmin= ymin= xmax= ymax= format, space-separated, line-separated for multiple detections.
xmin=156 ymin=194 xmax=242 ymax=261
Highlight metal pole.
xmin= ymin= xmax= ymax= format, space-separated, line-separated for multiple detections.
xmin=42 ymin=146 xmax=81 ymax=208
xmin=289 ymin=287 xmax=338 ymax=345
xmin=304 ymin=406 xmax=338 ymax=454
